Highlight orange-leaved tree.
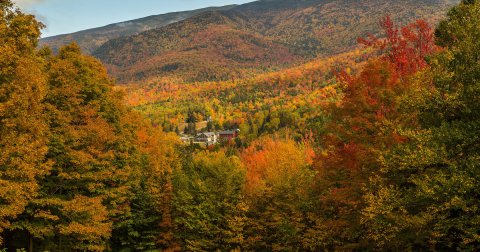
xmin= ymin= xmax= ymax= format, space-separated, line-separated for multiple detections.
xmin=18 ymin=42 xmax=129 ymax=251
xmin=2 ymin=42 xmax=154 ymax=252
xmin=0 ymin=2 xmax=183 ymax=250
xmin=241 ymin=136 xmax=317 ymax=251
xmin=0 ymin=0 xmax=50 ymax=246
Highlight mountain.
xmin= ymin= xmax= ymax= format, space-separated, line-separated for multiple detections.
xmin=92 ymin=11 xmax=301 ymax=85
xmin=38 ymin=5 xmax=238 ymax=55
xmin=92 ymin=0 xmax=458 ymax=85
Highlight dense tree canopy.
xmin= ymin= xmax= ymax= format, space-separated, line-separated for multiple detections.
xmin=363 ymin=0 xmax=480 ymax=250
xmin=3 ymin=0 xmax=480 ymax=250
xmin=1 ymin=1 xmax=179 ymax=251
xmin=0 ymin=0 xmax=49 ymax=245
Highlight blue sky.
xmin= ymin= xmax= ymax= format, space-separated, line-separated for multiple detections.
xmin=14 ymin=0 xmax=256 ymax=38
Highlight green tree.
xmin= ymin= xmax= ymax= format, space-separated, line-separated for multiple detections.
xmin=173 ymin=151 xmax=247 ymax=251
xmin=206 ymin=121 xmax=214 ymax=132
xmin=163 ymin=121 xmax=171 ymax=132
xmin=223 ymin=120 xmax=232 ymax=130
xmin=239 ymin=121 xmax=250 ymax=136
xmin=214 ymin=120 xmax=222 ymax=131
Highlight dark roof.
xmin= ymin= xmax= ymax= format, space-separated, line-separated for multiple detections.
xmin=196 ymin=132 xmax=216 ymax=137
xmin=219 ymin=131 xmax=236 ymax=135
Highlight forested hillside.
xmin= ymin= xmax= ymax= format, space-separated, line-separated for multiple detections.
xmin=38 ymin=5 xmax=238 ymax=55
xmin=126 ymin=46 xmax=375 ymax=141
xmin=93 ymin=0 xmax=458 ymax=85
xmin=228 ymin=0 xmax=457 ymax=54
xmin=93 ymin=11 xmax=301 ymax=85
xmin=1 ymin=2 xmax=179 ymax=250
xmin=4 ymin=0 xmax=480 ymax=251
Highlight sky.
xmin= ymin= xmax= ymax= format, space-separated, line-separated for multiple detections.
xmin=14 ymin=0 xmax=256 ymax=38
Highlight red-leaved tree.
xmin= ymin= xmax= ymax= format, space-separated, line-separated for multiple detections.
xmin=313 ymin=14 xmax=437 ymax=249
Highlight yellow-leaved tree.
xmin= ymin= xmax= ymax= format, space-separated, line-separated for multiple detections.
xmin=241 ymin=136 xmax=317 ymax=251
xmin=1 ymin=1 xmax=183 ymax=251
xmin=0 ymin=0 xmax=50 ymax=246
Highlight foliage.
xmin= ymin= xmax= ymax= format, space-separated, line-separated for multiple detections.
xmin=1 ymin=1 xmax=180 ymax=250
xmin=313 ymin=13 xmax=437 ymax=249
xmin=241 ymin=136 xmax=318 ymax=251
xmin=362 ymin=0 xmax=480 ymax=250
xmin=93 ymin=12 xmax=301 ymax=85
xmin=5 ymin=0 xmax=480 ymax=250
xmin=12 ymin=42 xmax=129 ymax=251
xmin=93 ymin=0 xmax=454 ymax=86
xmin=173 ymin=151 xmax=247 ymax=251
xmin=39 ymin=5 xmax=238 ymax=55
xmin=123 ymin=48 xmax=368 ymax=144
xmin=0 ymin=0 xmax=50 ymax=245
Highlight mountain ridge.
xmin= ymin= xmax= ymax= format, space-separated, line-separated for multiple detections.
xmin=38 ymin=5 xmax=239 ymax=55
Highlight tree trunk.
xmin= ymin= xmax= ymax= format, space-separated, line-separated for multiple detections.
xmin=3 ymin=231 xmax=6 ymax=249
xmin=28 ymin=215 xmax=33 ymax=252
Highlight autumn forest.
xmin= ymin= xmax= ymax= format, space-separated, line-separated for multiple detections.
xmin=2 ymin=0 xmax=480 ymax=251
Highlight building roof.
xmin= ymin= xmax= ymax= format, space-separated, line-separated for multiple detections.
xmin=196 ymin=132 xmax=216 ymax=137
xmin=219 ymin=131 xmax=236 ymax=135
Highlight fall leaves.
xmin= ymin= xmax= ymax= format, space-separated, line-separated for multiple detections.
xmin=313 ymin=1 xmax=480 ymax=249
xmin=3 ymin=0 xmax=480 ymax=250
xmin=1 ymin=1 xmax=179 ymax=250
xmin=0 ymin=1 xmax=49 ymax=245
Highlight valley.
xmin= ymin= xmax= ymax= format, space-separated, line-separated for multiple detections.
xmin=85 ymin=0 xmax=457 ymax=144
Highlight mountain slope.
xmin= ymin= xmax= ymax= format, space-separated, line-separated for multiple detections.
xmin=38 ymin=5 xmax=238 ymax=55
xmin=226 ymin=0 xmax=459 ymax=54
xmin=93 ymin=11 xmax=300 ymax=84
xmin=92 ymin=0 xmax=458 ymax=85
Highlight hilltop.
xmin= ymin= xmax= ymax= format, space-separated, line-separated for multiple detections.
xmin=38 ymin=5 xmax=238 ymax=55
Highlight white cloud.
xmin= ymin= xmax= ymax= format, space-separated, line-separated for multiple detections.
xmin=13 ymin=0 xmax=50 ymax=8
xmin=11 ymin=0 xmax=55 ymax=31
xmin=13 ymin=0 xmax=75 ymax=8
